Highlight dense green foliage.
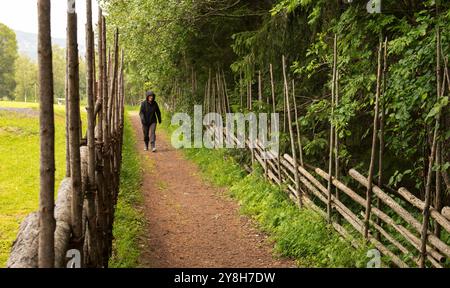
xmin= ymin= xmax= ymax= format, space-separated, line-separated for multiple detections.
xmin=105 ymin=0 xmax=449 ymax=201
xmin=0 ymin=23 xmax=18 ymax=100
xmin=13 ymin=45 xmax=86 ymax=103
xmin=110 ymin=112 xmax=145 ymax=268
xmin=13 ymin=55 xmax=37 ymax=102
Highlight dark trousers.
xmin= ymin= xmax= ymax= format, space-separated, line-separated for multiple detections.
xmin=143 ymin=122 xmax=157 ymax=149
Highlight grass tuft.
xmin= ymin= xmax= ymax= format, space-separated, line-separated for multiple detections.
xmin=109 ymin=113 xmax=145 ymax=268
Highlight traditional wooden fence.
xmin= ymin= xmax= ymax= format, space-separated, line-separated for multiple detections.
xmin=204 ymin=120 xmax=450 ymax=268
xmin=7 ymin=0 xmax=125 ymax=268
xmin=199 ymin=44 xmax=450 ymax=267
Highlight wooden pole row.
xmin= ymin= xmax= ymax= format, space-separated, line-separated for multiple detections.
xmin=210 ymin=113 xmax=449 ymax=267
xmin=8 ymin=1 xmax=127 ymax=268
xmin=206 ymin=98 xmax=450 ymax=267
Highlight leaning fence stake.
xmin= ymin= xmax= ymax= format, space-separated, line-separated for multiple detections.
xmin=283 ymin=55 xmax=302 ymax=208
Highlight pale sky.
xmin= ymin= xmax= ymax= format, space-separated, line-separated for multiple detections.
xmin=0 ymin=0 xmax=100 ymax=40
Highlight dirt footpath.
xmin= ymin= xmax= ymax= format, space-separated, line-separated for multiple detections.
xmin=130 ymin=114 xmax=295 ymax=268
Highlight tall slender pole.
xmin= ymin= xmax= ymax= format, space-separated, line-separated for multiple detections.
xmin=435 ymin=61 xmax=448 ymax=237
xmin=283 ymin=55 xmax=302 ymax=207
xmin=240 ymin=71 xmax=243 ymax=109
xmin=68 ymin=0 xmax=83 ymax=260
xmin=327 ymin=35 xmax=337 ymax=223
xmin=434 ymin=141 xmax=442 ymax=237
xmin=270 ymin=64 xmax=282 ymax=185
xmin=86 ymin=0 xmax=95 ymax=205
xmin=283 ymin=76 xmax=287 ymax=133
xmin=204 ymin=81 xmax=209 ymax=115
xmin=249 ymin=76 xmax=253 ymax=111
xmin=222 ymin=70 xmax=230 ymax=113
xmin=292 ymin=79 xmax=304 ymax=167
xmin=96 ymin=10 xmax=106 ymax=267
xmin=38 ymin=0 xmax=56 ymax=268
xmin=216 ymin=71 xmax=222 ymax=115
xmin=108 ymin=31 xmax=119 ymax=137
xmin=364 ymin=41 xmax=383 ymax=239
xmin=247 ymin=80 xmax=250 ymax=110
xmin=85 ymin=0 xmax=99 ymax=267
xmin=65 ymin=35 xmax=71 ymax=178
xmin=335 ymin=70 xmax=340 ymax=204
xmin=259 ymin=70 xmax=267 ymax=177
xmin=420 ymin=19 xmax=442 ymax=268
xmin=376 ymin=38 xmax=388 ymax=239
xmin=258 ymin=70 xmax=262 ymax=109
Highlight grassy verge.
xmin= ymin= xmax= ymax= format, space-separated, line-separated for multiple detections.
xmin=109 ymin=112 xmax=145 ymax=268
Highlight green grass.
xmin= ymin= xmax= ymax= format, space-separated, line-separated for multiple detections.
xmin=109 ymin=112 xmax=145 ymax=268
xmin=180 ymin=147 xmax=370 ymax=267
xmin=0 ymin=101 xmax=85 ymax=267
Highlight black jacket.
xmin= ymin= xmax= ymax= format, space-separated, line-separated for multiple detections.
xmin=140 ymin=98 xmax=162 ymax=126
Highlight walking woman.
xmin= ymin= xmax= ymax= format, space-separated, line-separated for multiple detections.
xmin=139 ymin=91 xmax=162 ymax=152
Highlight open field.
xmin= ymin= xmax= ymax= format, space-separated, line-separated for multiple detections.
xmin=0 ymin=101 xmax=86 ymax=267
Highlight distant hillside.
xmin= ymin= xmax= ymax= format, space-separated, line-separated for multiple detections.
xmin=15 ymin=30 xmax=85 ymax=61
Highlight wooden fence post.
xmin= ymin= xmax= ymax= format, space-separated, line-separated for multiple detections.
xmin=95 ymin=9 xmax=106 ymax=267
xmin=292 ymin=80 xmax=304 ymax=167
xmin=67 ymin=0 xmax=84 ymax=262
xmin=282 ymin=55 xmax=302 ymax=207
xmin=420 ymin=21 xmax=442 ymax=268
xmin=269 ymin=64 xmax=282 ymax=185
xmin=376 ymin=38 xmax=388 ymax=239
xmin=258 ymin=70 xmax=262 ymax=108
xmin=335 ymin=69 xmax=341 ymax=223
xmin=364 ymin=41 xmax=383 ymax=239
xmin=100 ymin=14 xmax=111 ymax=267
xmin=239 ymin=71 xmax=243 ymax=109
xmin=85 ymin=0 xmax=99 ymax=267
xmin=327 ymin=35 xmax=337 ymax=223
xmin=37 ymin=0 xmax=56 ymax=268
xmin=65 ymin=34 xmax=71 ymax=178
xmin=222 ymin=69 xmax=230 ymax=113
